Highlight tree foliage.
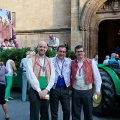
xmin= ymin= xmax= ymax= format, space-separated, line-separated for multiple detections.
xmin=0 ymin=48 xmax=75 ymax=68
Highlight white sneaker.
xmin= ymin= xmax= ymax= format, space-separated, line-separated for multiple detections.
xmin=5 ymin=99 xmax=9 ymax=102
xmin=8 ymin=97 xmax=13 ymax=100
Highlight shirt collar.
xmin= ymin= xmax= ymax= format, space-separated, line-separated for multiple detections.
xmin=37 ymin=54 xmax=45 ymax=60
xmin=56 ymin=56 xmax=65 ymax=62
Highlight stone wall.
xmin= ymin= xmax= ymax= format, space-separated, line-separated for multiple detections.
xmin=71 ymin=0 xmax=88 ymax=50
xmin=0 ymin=0 xmax=71 ymax=48
xmin=16 ymin=31 xmax=71 ymax=49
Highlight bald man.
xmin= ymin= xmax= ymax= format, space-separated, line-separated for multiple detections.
xmin=26 ymin=41 xmax=55 ymax=120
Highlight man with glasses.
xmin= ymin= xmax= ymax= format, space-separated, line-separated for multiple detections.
xmin=50 ymin=45 xmax=71 ymax=120
xmin=71 ymin=45 xmax=102 ymax=120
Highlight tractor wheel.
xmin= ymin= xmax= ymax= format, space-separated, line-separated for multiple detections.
xmin=93 ymin=68 xmax=116 ymax=116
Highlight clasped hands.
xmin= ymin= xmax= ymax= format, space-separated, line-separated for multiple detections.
xmin=38 ymin=89 xmax=48 ymax=99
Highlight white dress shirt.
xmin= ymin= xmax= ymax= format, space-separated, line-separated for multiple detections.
xmin=26 ymin=56 xmax=55 ymax=92
xmin=48 ymin=37 xmax=59 ymax=47
xmin=92 ymin=58 xmax=98 ymax=64
xmin=103 ymin=59 xmax=109 ymax=65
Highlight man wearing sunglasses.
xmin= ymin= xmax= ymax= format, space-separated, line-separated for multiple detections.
xmin=71 ymin=45 xmax=102 ymax=120
xmin=50 ymin=45 xmax=71 ymax=120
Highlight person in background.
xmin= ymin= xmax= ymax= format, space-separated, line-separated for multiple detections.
xmin=108 ymin=53 xmax=116 ymax=63
xmin=8 ymin=38 xmax=15 ymax=48
xmin=1 ymin=39 xmax=9 ymax=50
xmin=0 ymin=61 xmax=10 ymax=120
xmin=50 ymin=45 xmax=71 ymax=120
xmin=103 ymin=55 xmax=110 ymax=65
xmin=26 ymin=41 xmax=55 ymax=120
xmin=5 ymin=54 xmax=17 ymax=102
xmin=48 ymin=34 xmax=59 ymax=51
xmin=115 ymin=54 xmax=119 ymax=61
xmin=92 ymin=54 xmax=98 ymax=64
xmin=20 ymin=51 xmax=31 ymax=102
xmin=71 ymin=45 xmax=102 ymax=120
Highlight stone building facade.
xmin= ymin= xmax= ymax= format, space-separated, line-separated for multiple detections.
xmin=1 ymin=0 xmax=120 ymax=58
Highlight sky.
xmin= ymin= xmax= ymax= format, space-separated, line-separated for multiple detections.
xmin=0 ymin=8 xmax=11 ymax=21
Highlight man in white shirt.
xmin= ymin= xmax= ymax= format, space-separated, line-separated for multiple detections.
xmin=48 ymin=34 xmax=59 ymax=50
xmin=50 ymin=45 xmax=71 ymax=120
xmin=71 ymin=45 xmax=102 ymax=120
xmin=103 ymin=55 xmax=110 ymax=65
xmin=92 ymin=54 xmax=99 ymax=64
xmin=20 ymin=51 xmax=31 ymax=101
xmin=26 ymin=41 xmax=55 ymax=120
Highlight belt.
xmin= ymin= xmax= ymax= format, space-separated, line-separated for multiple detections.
xmin=23 ymin=71 xmax=26 ymax=72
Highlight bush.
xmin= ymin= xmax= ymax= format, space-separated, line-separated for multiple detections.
xmin=66 ymin=50 xmax=76 ymax=60
xmin=0 ymin=48 xmax=76 ymax=68
xmin=0 ymin=48 xmax=31 ymax=68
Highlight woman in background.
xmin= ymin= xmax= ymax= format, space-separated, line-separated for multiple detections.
xmin=0 ymin=61 xmax=10 ymax=119
xmin=5 ymin=54 xmax=17 ymax=101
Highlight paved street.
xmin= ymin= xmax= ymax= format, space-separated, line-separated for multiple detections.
xmin=0 ymin=90 xmax=120 ymax=120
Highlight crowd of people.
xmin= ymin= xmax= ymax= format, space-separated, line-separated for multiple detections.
xmin=102 ymin=53 xmax=120 ymax=65
xmin=0 ymin=34 xmax=103 ymax=120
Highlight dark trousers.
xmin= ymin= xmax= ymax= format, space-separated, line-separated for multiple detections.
xmin=50 ymin=87 xmax=70 ymax=120
xmin=29 ymin=88 xmax=49 ymax=120
xmin=0 ymin=84 xmax=6 ymax=104
xmin=72 ymin=88 xmax=93 ymax=120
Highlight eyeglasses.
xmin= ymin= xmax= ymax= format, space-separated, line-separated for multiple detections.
xmin=76 ymin=51 xmax=84 ymax=52
xmin=58 ymin=51 xmax=66 ymax=53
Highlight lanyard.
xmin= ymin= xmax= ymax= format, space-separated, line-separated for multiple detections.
xmin=56 ymin=58 xmax=65 ymax=76
xmin=78 ymin=64 xmax=83 ymax=76
xmin=0 ymin=66 xmax=2 ymax=70
xmin=42 ymin=58 xmax=45 ymax=72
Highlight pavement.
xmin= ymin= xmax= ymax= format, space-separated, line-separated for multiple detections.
xmin=0 ymin=90 xmax=120 ymax=120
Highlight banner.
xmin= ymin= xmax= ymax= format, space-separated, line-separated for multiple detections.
xmin=0 ymin=9 xmax=12 ymax=42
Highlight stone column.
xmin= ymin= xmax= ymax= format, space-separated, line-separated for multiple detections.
xmin=71 ymin=0 xmax=82 ymax=51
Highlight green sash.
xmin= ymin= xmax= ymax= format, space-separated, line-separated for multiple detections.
xmin=39 ymin=76 xmax=48 ymax=89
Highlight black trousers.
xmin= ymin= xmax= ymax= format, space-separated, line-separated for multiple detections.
xmin=29 ymin=88 xmax=49 ymax=120
xmin=50 ymin=87 xmax=70 ymax=120
xmin=72 ymin=88 xmax=93 ymax=120
xmin=0 ymin=84 xmax=6 ymax=104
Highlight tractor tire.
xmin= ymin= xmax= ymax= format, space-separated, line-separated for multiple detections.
xmin=92 ymin=68 xmax=116 ymax=116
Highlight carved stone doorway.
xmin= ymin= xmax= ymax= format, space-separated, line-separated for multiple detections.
xmin=79 ymin=0 xmax=120 ymax=59
xmin=98 ymin=19 xmax=120 ymax=63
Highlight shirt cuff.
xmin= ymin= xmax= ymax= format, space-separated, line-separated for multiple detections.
xmin=96 ymin=87 xmax=101 ymax=93
xmin=46 ymin=86 xmax=50 ymax=91
xmin=36 ymin=88 xmax=41 ymax=92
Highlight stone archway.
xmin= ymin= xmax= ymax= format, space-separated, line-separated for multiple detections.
xmin=79 ymin=0 xmax=120 ymax=57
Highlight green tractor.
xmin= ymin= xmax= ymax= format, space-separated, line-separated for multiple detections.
xmin=93 ymin=62 xmax=120 ymax=116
